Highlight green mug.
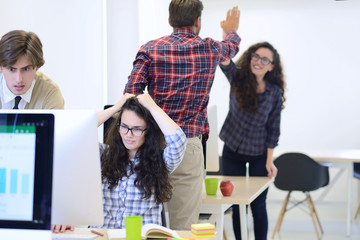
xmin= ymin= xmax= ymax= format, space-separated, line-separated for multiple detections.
xmin=125 ymin=216 xmax=142 ymax=240
xmin=205 ymin=178 xmax=219 ymax=195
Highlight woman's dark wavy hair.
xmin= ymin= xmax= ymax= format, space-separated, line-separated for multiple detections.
xmin=233 ymin=42 xmax=286 ymax=113
xmin=101 ymin=97 xmax=171 ymax=204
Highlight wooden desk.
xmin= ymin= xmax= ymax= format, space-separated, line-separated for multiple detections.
xmin=201 ymin=176 xmax=274 ymax=240
xmin=53 ymin=227 xmax=214 ymax=239
xmin=274 ymin=149 xmax=360 ymax=237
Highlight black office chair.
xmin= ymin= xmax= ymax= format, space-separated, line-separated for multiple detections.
xmin=271 ymin=152 xmax=329 ymax=240
xmin=103 ymin=105 xmax=116 ymax=142
xmin=354 ymin=163 xmax=360 ymax=219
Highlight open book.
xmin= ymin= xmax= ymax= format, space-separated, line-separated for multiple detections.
xmin=107 ymin=223 xmax=181 ymax=239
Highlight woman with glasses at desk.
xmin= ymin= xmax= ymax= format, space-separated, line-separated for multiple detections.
xmin=52 ymin=93 xmax=186 ymax=233
xmin=219 ymin=42 xmax=286 ymax=240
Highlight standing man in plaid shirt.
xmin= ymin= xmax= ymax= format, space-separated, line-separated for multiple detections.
xmin=125 ymin=0 xmax=240 ymax=230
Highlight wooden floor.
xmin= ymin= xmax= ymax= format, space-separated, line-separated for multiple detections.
xmin=223 ymin=201 xmax=360 ymax=240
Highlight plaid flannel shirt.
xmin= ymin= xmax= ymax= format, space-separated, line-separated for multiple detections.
xmin=125 ymin=28 xmax=241 ymax=138
xmin=219 ymin=61 xmax=282 ymax=156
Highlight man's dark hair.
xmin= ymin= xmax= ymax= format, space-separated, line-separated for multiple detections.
xmin=0 ymin=30 xmax=44 ymax=68
xmin=169 ymin=0 xmax=203 ymax=28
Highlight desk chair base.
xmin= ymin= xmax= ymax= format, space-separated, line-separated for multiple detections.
xmin=271 ymin=192 xmax=324 ymax=240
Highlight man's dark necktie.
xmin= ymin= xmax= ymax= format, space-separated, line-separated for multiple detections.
xmin=13 ymin=96 xmax=22 ymax=109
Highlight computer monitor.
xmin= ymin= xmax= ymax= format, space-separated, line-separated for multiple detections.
xmin=50 ymin=110 xmax=104 ymax=226
xmin=0 ymin=111 xmax=54 ymax=239
xmin=0 ymin=110 xmax=104 ymax=227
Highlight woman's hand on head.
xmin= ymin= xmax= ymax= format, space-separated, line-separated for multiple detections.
xmin=137 ymin=93 xmax=179 ymax=135
xmin=51 ymin=224 xmax=74 ymax=233
xmin=96 ymin=93 xmax=135 ymax=127
xmin=114 ymin=93 xmax=135 ymax=111
xmin=136 ymin=93 xmax=158 ymax=112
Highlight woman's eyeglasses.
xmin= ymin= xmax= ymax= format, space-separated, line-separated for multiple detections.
xmin=119 ymin=124 xmax=147 ymax=137
xmin=251 ymin=53 xmax=273 ymax=65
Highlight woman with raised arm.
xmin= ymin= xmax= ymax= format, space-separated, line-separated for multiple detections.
xmin=219 ymin=42 xmax=286 ymax=240
xmin=53 ymin=93 xmax=186 ymax=232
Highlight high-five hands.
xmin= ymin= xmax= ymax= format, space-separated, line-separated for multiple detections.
xmin=221 ymin=6 xmax=240 ymax=34
xmin=113 ymin=93 xmax=135 ymax=112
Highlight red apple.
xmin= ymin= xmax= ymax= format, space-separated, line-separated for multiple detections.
xmin=220 ymin=180 xmax=234 ymax=196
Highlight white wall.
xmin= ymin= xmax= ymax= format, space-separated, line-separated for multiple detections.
xmin=2 ymin=0 xmax=359 ymax=202
xmin=203 ymin=0 xmax=360 ymax=151
xmin=136 ymin=0 xmax=360 ymax=203
xmin=2 ymin=0 xmax=359 ymax=154
xmin=106 ymin=0 xmax=140 ymax=105
xmin=135 ymin=0 xmax=360 ymax=151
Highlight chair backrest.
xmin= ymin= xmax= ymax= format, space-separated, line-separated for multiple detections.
xmin=161 ymin=203 xmax=167 ymax=227
xmin=274 ymin=152 xmax=329 ymax=192
xmin=103 ymin=105 xmax=115 ymax=142
xmin=354 ymin=162 xmax=360 ymax=179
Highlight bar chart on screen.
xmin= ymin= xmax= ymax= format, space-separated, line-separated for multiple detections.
xmin=0 ymin=125 xmax=36 ymax=221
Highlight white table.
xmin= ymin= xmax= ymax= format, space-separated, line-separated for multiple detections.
xmin=274 ymin=149 xmax=360 ymax=237
xmin=201 ymin=176 xmax=274 ymax=240
xmin=52 ymin=227 xmax=212 ymax=239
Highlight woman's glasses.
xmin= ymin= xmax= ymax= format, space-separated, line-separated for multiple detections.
xmin=251 ymin=53 xmax=273 ymax=65
xmin=119 ymin=124 xmax=147 ymax=137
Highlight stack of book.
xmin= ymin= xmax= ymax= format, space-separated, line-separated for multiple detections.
xmin=190 ymin=223 xmax=215 ymax=238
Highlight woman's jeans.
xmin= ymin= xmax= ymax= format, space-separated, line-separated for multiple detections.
xmin=222 ymin=145 xmax=269 ymax=240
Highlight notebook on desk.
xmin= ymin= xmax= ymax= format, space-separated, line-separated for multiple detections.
xmin=0 ymin=111 xmax=55 ymax=240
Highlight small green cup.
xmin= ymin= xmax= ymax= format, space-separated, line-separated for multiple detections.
xmin=125 ymin=216 xmax=142 ymax=240
xmin=205 ymin=178 xmax=219 ymax=195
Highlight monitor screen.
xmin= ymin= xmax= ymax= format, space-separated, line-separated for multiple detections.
xmin=0 ymin=112 xmax=54 ymax=230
